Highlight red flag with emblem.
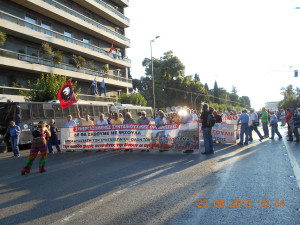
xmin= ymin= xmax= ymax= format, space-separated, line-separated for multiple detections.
xmin=57 ymin=80 xmax=77 ymax=109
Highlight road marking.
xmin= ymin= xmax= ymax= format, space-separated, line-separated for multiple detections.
xmin=283 ymin=140 xmax=300 ymax=189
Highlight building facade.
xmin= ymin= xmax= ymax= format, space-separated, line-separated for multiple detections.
xmin=0 ymin=0 xmax=131 ymax=103
xmin=265 ymin=101 xmax=279 ymax=111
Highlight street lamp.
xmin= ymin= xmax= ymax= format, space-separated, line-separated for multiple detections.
xmin=150 ymin=35 xmax=160 ymax=118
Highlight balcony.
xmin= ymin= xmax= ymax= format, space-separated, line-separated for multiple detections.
xmin=72 ymin=0 xmax=130 ymax=28
xmin=11 ymin=0 xmax=130 ymax=48
xmin=111 ymin=0 xmax=129 ymax=7
xmin=0 ymin=48 xmax=133 ymax=88
xmin=0 ymin=86 xmax=119 ymax=103
xmin=0 ymin=10 xmax=131 ymax=68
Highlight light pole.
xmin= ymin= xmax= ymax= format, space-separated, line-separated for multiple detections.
xmin=150 ymin=35 xmax=160 ymax=118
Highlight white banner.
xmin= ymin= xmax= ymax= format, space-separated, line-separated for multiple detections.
xmin=199 ymin=123 xmax=237 ymax=144
xmin=60 ymin=122 xmax=199 ymax=151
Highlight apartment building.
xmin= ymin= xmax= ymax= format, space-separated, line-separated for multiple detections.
xmin=0 ymin=0 xmax=131 ymax=103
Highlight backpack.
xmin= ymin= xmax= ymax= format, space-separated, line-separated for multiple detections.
xmin=207 ymin=113 xmax=216 ymax=127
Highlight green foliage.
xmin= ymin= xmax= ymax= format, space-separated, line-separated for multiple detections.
xmin=136 ymin=50 xmax=251 ymax=110
xmin=21 ymin=73 xmax=81 ymax=102
xmin=71 ymin=55 xmax=86 ymax=69
xmin=0 ymin=31 xmax=7 ymax=46
xmin=102 ymin=65 xmax=109 ymax=73
xmin=53 ymin=50 xmax=63 ymax=64
xmin=41 ymin=42 xmax=54 ymax=58
xmin=12 ymin=82 xmax=23 ymax=88
xmin=119 ymin=93 xmax=147 ymax=106
xmin=279 ymin=85 xmax=299 ymax=109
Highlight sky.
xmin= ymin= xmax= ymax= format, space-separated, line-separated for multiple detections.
xmin=125 ymin=0 xmax=300 ymax=110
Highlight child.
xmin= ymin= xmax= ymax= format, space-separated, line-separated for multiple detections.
xmin=21 ymin=121 xmax=51 ymax=175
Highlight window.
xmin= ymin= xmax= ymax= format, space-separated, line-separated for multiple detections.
xmin=25 ymin=15 xmax=37 ymax=24
xmin=83 ymin=38 xmax=90 ymax=44
xmin=64 ymin=30 xmax=72 ymax=37
xmin=41 ymin=21 xmax=51 ymax=29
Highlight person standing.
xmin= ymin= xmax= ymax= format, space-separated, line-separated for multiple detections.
xmin=248 ymin=108 xmax=264 ymax=142
xmin=97 ymin=114 xmax=108 ymax=125
xmin=111 ymin=112 xmax=123 ymax=125
xmin=5 ymin=121 xmax=21 ymax=157
xmin=107 ymin=113 xmax=112 ymax=125
xmin=269 ymin=110 xmax=282 ymax=140
xmin=64 ymin=115 xmax=77 ymax=127
xmin=47 ymin=119 xmax=61 ymax=154
xmin=139 ymin=111 xmax=150 ymax=125
xmin=261 ymin=107 xmax=269 ymax=138
xmin=213 ymin=110 xmax=222 ymax=123
xmin=123 ymin=112 xmax=135 ymax=124
xmin=77 ymin=108 xmax=94 ymax=126
xmin=280 ymin=109 xmax=286 ymax=126
xmin=135 ymin=112 xmax=142 ymax=124
xmin=21 ymin=121 xmax=51 ymax=174
xmin=200 ymin=104 xmax=214 ymax=154
xmin=237 ymin=108 xmax=249 ymax=145
xmin=286 ymin=108 xmax=299 ymax=142
xmin=119 ymin=113 xmax=124 ymax=122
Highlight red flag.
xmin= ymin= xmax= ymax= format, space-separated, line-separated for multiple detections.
xmin=57 ymin=80 xmax=77 ymax=109
xmin=109 ymin=40 xmax=114 ymax=53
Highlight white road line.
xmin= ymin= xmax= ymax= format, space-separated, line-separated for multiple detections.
xmin=284 ymin=142 xmax=300 ymax=189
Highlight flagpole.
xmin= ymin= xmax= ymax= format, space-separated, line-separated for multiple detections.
xmin=150 ymin=35 xmax=160 ymax=118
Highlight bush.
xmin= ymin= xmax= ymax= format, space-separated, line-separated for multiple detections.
xmin=71 ymin=55 xmax=86 ymax=69
xmin=41 ymin=42 xmax=54 ymax=58
xmin=0 ymin=31 xmax=7 ymax=46
xmin=53 ymin=50 xmax=63 ymax=64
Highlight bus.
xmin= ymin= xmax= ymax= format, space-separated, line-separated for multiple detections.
xmin=110 ymin=104 xmax=153 ymax=119
xmin=0 ymin=102 xmax=110 ymax=145
xmin=0 ymin=102 xmax=153 ymax=146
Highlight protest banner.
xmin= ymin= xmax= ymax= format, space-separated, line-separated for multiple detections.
xmin=60 ymin=122 xmax=199 ymax=151
xmin=221 ymin=115 xmax=239 ymax=125
xmin=199 ymin=123 xmax=237 ymax=144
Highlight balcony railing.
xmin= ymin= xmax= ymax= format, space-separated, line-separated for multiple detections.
xmin=0 ymin=48 xmax=132 ymax=84
xmin=0 ymin=10 xmax=131 ymax=64
xmin=0 ymin=86 xmax=118 ymax=103
xmin=94 ymin=0 xmax=130 ymax=22
xmin=42 ymin=0 xmax=130 ymax=43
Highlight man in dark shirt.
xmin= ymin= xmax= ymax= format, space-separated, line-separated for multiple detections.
xmin=213 ymin=110 xmax=222 ymax=123
xmin=200 ymin=104 xmax=214 ymax=154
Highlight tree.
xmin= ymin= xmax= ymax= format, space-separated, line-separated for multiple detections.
xmin=213 ymin=80 xmax=220 ymax=104
xmin=232 ymin=85 xmax=237 ymax=94
xmin=203 ymin=83 xmax=209 ymax=92
xmin=194 ymin=73 xmax=200 ymax=82
xmin=119 ymin=93 xmax=147 ymax=106
xmin=21 ymin=73 xmax=80 ymax=102
xmin=0 ymin=30 xmax=6 ymax=46
xmin=279 ymin=85 xmax=299 ymax=109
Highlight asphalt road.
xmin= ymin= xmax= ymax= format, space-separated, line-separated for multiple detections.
xmin=0 ymin=126 xmax=299 ymax=225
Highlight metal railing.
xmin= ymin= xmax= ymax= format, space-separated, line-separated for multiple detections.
xmin=0 ymin=10 xmax=131 ymax=64
xmin=0 ymin=86 xmax=118 ymax=103
xmin=0 ymin=48 xmax=132 ymax=84
xmin=94 ymin=0 xmax=130 ymax=22
xmin=43 ymin=0 xmax=130 ymax=43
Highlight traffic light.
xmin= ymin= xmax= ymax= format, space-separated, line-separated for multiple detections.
xmin=295 ymin=70 xmax=298 ymax=77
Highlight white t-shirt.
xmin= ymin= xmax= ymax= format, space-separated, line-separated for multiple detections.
xmin=97 ymin=119 xmax=108 ymax=125
xmin=249 ymin=112 xmax=258 ymax=126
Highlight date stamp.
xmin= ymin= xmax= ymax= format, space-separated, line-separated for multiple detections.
xmin=197 ymin=199 xmax=285 ymax=208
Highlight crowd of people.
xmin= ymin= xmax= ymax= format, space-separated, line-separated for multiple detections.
xmin=2 ymin=103 xmax=299 ymax=175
